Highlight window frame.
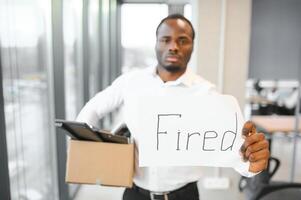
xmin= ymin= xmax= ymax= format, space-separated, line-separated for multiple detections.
xmin=0 ymin=47 xmax=11 ymax=200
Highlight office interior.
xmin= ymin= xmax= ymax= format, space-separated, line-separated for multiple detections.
xmin=0 ymin=0 xmax=301 ymax=199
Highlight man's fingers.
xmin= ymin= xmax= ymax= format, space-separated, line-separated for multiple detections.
xmin=245 ymin=139 xmax=269 ymax=158
xmin=241 ymin=132 xmax=265 ymax=153
xmin=241 ymin=121 xmax=270 ymax=172
xmin=242 ymin=121 xmax=256 ymax=137
xmin=248 ymin=149 xmax=270 ymax=162
xmin=240 ymin=121 xmax=257 ymax=153
xmin=249 ymin=159 xmax=268 ymax=173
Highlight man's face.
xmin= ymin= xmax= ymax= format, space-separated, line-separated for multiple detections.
xmin=155 ymin=19 xmax=194 ymax=73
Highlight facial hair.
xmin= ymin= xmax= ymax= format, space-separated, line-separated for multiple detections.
xmin=163 ymin=65 xmax=182 ymax=73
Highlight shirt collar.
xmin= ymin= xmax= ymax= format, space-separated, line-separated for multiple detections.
xmin=149 ymin=66 xmax=194 ymax=87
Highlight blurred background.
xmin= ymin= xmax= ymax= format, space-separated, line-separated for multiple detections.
xmin=0 ymin=0 xmax=301 ymax=199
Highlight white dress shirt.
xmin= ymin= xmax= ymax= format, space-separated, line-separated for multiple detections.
xmin=76 ymin=66 xmax=256 ymax=192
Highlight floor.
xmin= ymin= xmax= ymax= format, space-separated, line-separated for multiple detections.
xmin=74 ymin=134 xmax=301 ymax=200
xmin=74 ymin=185 xmax=124 ymax=200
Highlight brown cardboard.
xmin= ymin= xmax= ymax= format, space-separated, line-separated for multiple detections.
xmin=65 ymin=140 xmax=134 ymax=187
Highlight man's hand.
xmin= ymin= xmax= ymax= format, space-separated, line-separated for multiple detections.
xmin=240 ymin=121 xmax=270 ymax=173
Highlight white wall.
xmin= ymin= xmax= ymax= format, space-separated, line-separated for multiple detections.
xmin=195 ymin=0 xmax=251 ymax=109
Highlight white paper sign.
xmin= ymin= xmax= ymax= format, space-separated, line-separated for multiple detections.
xmin=127 ymin=94 xmax=245 ymax=168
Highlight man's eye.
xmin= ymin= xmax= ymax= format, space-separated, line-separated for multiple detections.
xmin=179 ymin=39 xmax=188 ymax=45
xmin=160 ymin=38 xmax=169 ymax=43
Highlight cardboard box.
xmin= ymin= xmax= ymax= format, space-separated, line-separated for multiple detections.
xmin=65 ymin=140 xmax=134 ymax=187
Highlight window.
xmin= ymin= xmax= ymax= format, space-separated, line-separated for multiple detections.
xmin=63 ymin=0 xmax=84 ymax=120
xmin=0 ymin=0 xmax=58 ymax=199
xmin=184 ymin=4 xmax=192 ymax=21
xmin=121 ymin=3 xmax=168 ymax=72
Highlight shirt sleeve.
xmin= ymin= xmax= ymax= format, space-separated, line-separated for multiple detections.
xmin=75 ymin=74 xmax=126 ymax=127
xmin=234 ymin=160 xmax=261 ymax=178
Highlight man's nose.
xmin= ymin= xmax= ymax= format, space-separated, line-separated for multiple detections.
xmin=168 ymin=41 xmax=179 ymax=53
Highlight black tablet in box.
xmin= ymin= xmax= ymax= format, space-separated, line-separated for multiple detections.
xmin=55 ymin=119 xmax=129 ymax=144
xmin=96 ymin=129 xmax=129 ymax=144
xmin=55 ymin=119 xmax=103 ymax=142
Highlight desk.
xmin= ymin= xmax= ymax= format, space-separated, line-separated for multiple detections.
xmin=248 ymin=96 xmax=275 ymax=105
xmin=251 ymin=115 xmax=300 ymax=182
xmin=248 ymin=96 xmax=277 ymax=115
xmin=251 ymin=116 xmax=301 ymax=133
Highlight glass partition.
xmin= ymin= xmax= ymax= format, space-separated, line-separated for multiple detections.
xmin=0 ymin=0 xmax=59 ymax=199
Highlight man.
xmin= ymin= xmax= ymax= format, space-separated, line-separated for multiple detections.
xmin=76 ymin=14 xmax=269 ymax=200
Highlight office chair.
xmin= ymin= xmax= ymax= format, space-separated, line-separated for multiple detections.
xmin=239 ymin=157 xmax=301 ymax=200
xmin=253 ymin=185 xmax=301 ymax=200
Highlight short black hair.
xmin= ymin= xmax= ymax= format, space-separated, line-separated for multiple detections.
xmin=156 ymin=14 xmax=195 ymax=41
